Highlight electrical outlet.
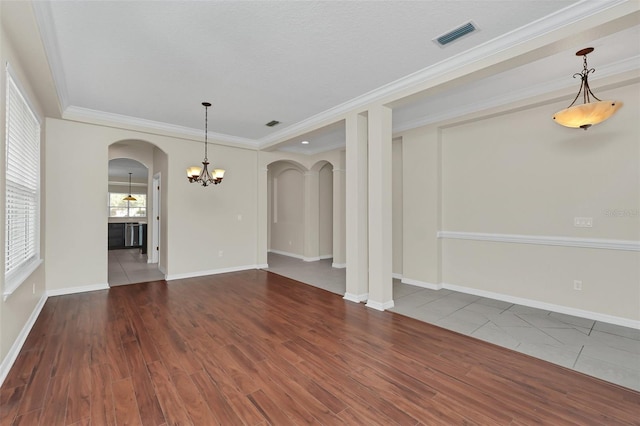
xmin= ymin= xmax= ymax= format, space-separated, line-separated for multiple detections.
xmin=218 ymin=250 xmax=223 ymax=257
xmin=32 ymin=283 xmax=35 ymax=294
xmin=573 ymin=280 xmax=583 ymax=291
xmin=574 ymin=217 xmax=593 ymax=227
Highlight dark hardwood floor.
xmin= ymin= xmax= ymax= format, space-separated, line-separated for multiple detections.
xmin=1 ymin=270 xmax=639 ymax=425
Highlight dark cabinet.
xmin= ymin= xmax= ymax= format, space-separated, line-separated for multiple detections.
xmin=108 ymin=223 xmax=125 ymax=249
xmin=108 ymin=223 xmax=147 ymax=250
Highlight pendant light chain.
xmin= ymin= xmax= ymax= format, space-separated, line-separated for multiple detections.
xmin=203 ymin=103 xmax=208 ymax=162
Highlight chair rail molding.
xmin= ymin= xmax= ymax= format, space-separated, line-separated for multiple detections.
xmin=437 ymin=231 xmax=640 ymax=251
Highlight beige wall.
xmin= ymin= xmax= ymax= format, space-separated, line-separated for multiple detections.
xmin=263 ymin=151 xmax=343 ymax=263
xmin=45 ymin=118 xmax=259 ymax=289
xmin=270 ymin=166 xmax=305 ymax=256
xmin=399 ymin=82 xmax=640 ymax=322
xmin=392 ymin=138 xmax=403 ymax=276
xmin=0 ymin=1 xmax=52 ymax=374
xmin=319 ymin=163 xmax=333 ymax=257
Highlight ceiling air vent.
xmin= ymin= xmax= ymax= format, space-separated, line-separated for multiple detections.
xmin=265 ymin=120 xmax=280 ymax=127
xmin=434 ymin=21 xmax=478 ymax=47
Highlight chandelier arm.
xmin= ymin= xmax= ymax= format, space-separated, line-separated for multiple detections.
xmin=583 ymin=74 xmax=602 ymax=103
xmin=566 ymin=79 xmax=585 ymax=109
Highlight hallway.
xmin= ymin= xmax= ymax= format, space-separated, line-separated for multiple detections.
xmin=108 ymin=248 xmax=165 ymax=286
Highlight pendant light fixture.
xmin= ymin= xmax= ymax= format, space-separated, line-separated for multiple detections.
xmin=187 ymin=102 xmax=225 ymax=186
xmin=553 ymin=47 xmax=623 ymax=130
xmin=123 ymin=172 xmax=136 ymax=201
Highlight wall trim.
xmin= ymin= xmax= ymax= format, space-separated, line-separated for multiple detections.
xmin=332 ymin=263 xmax=346 ymax=269
xmin=440 ymin=282 xmax=640 ymax=329
xmin=303 ymin=256 xmax=321 ymax=262
xmin=0 ymin=293 xmax=48 ymax=387
xmin=401 ymin=277 xmax=442 ymax=290
xmin=47 ymin=283 xmax=110 ymax=297
xmin=437 ymin=231 xmax=640 ymax=251
xmin=166 ymin=264 xmax=262 ymax=281
xmin=268 ymin=249 xmax=304 ymax=260
xmin=256 ymin=263 xmax=269 ymax=269
xmin=319 ymin=254 xmax=333 ymax=260
xmin=343 ymin=292 xmax=368 ymax=303
xmin=392 ymin=273 xmax=403 ymax=280
xmin=366 ymin=299 xmax=395 ymax=311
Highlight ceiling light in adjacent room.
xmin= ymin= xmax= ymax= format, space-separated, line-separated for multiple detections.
xmin=187 ymin=102 xmax=225 ymax=186
xmin=553 ymin=47 xmax=623 ymax=130
xmin=301 ymin=140 xmax=309 ymax=145
xmin=123 ymin=173 xmax=137 ymax=201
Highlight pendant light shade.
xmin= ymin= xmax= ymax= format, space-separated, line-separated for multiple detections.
xmin=553 ymin=47 xmax=623 ymax=130
xmin=123 ymin=172 xmax=137 ymax=201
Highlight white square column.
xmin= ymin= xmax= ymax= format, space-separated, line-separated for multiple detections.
xmin=366 ymin=105 xmax=394 ymax=311
xmin=344 ymin=112 xmax=369 ymax=302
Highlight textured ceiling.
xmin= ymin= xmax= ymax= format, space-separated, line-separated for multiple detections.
xmin=32 ymin=0 xmax=639 ymax=154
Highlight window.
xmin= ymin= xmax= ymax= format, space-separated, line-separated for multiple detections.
xmin=109 ymin=192 xmax=147 ymax=218
xmin=4 ymin=65 xmax=41 ymax=296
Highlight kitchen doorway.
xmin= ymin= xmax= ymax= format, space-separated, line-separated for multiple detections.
xmin=107 ymin=157 xmax=163 ymax=286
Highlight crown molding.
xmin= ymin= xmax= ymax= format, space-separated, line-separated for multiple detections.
xmin=62 ymin=106 xmax=260 ymax=149
xmin=393 ymin=55 xmax=640 ymax=134
xmin=257 ymin=0 xmax=633 ymax=149
xmin=33 ymin=0 xmax=635 ymax=153
xmin=31 ymin=1 xmax=69 ymax=111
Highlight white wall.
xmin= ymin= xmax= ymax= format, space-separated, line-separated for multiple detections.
xmin=399 ymin=82 xmax=640 ymax=323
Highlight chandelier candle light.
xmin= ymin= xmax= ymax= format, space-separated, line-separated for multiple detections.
xmin=187 ymin=102 xmax=225 ymax=186
xmin=553 ymin=47 xmax=623 ymax=130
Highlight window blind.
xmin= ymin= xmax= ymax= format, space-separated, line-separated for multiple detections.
xmin=5 ymin=65 xmax=40 ymax=290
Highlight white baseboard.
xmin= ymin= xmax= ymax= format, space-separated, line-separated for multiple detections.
xmin=343 ymin=292 xmax=368 ymax=303
xmin=441 ymin=282 xmax=640 ymax=330
xmin=303 ymin=256 xmax=320 ymax=262
xmin=0 ymin=293 xmax=48 ymax=387
xmin=269 ymin=249 xmax=304 ymax=260
xmin=401 ymin=277 xmax=442 ymax=290
xmin=366 ymin=299 xmax=395 ymax=311
xmin=392 ymin=273 xmax=403 ymax=280
xmin=332 ymin=263 xmax=346 ymax=269
xmin=256 ymin=263 xmax=269 ymax=269
xmin=166 ymin=264 xmax=261 ymax=281
xmin=47 ymin=283 xmax=109 ymax=297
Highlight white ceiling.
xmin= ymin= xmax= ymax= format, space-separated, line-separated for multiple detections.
xmin=108 ymin=158 xmax=148 ymax=181
xmin=32 ymin=1 xmax=639 ymax=155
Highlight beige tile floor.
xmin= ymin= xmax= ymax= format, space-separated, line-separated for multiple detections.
xmin=108 ymin=248 xmax=165 ymax=286
xmin=265 ymin=252 xmax=640 ymax=391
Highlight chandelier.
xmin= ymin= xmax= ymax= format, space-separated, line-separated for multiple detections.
xmin=553 ymin=47 xmax=623 ymax=130
xmin=187 ymin=102 xmax=225 ymax=186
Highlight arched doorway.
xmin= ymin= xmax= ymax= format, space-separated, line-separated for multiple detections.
xmin=107 ymin=141 xmax=166 ymax=286
xmin=266 ymin=159 xmax=344 ymax=294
